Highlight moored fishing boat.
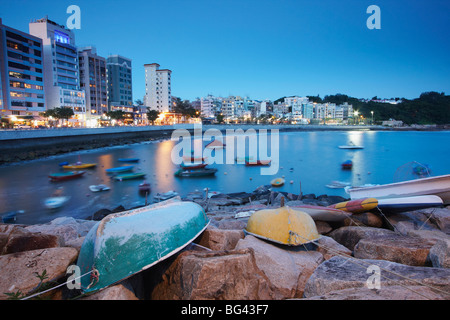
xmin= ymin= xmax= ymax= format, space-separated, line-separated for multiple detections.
xmin=77 ymin=199 xmax=209 ymax=293
xmin=341 ymin=160 xmax=353 ymax=170
xmin=49 ymin=171 xmax=85 ymax=181
xmin=326 ymin=181 xmax=351 ymax=189
xmin=43 ymin=196 xmax=70 ymax=209
xmin=114 ymin=172 xmax=146 ymax=181
xmin=205 ymin=139 xmax=225 ymax=149
xmin=245 ymin=206 xmax=320 ymax=246
xmin=118 ymin=158 xmax=140 ymax=163
xmin=138 ymin=181 xmax=151 ymax=194
xmin=270 ymin=177 xmax=285 ymax=187
xmin=180 ymin=163 xmax=207 ymax=170
xmin=245 ymin=159 xmax=271 ymax=166
xmin=346 ymin=174 xmax=450 ymax=205
xmin=105 ymin=165 xmax=134 ymax=173
xmin=62 ymin=163 xmax=97 ymax=169
xmin=89 ymin=184 xmax=110 ymax=192
xmin=154 ymin=190 xmax=179 ymax=201
xmin=174 ymin=168 xmax=218 ymax=177
xmin=338 ymin=141 xmax=364 ymax=149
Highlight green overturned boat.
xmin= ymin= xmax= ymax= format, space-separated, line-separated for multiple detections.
xmin=77 ymin=198 xmax=209 ymax=293
xmin=113 ymin=172 xmax=146 ymax=181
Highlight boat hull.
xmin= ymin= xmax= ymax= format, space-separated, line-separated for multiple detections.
xmin=289 ymin=205 xmax=350 ymax=222
xmin=62 ymin=163 xmax=97 ymax=169
xmin=175 ymin=168 xmax=217 ymax=177
xmin=271 ymin=178 xmax=285 ymax=187
xmin=49 ymin=171 xmax=85 ymax=181
xmin=118 ymin=158 xmax=139 ymax=162
xmin=114 ymin=173 xmax=146 ymax=181
xmin=328 ymin=198 xmax=378 ymax=213
xmin=245 ymin=207 xmax=320 ymax=246
xmin=347 ymin=174 xmax=450 ymax=205
xmin=77 ymin=199 xmax=209 ymax=293
xmin=105 ymin=165 xmax=134 ymax=173
xmin=377 ymin=195 xmax=443 ymax=214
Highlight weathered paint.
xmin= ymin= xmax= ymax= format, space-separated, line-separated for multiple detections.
xmin=245 ymin=206 xmax=320 ymax=246
xmin=289 ymin=205 xmax=350 ymax=222
xmin=328 ymin=197 xmax=378 ymax=213
xmin=77 ymin=198 xmax=209 ymax=293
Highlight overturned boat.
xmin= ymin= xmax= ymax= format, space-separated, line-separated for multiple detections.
xmin=77 ymin=198 xmax=209 ymax=293
xmin=245 ymin=206 xmax=320 ymax=246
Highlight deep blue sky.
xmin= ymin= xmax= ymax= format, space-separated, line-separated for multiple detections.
xmin=1 ymin=0 xmax=449 ymax=101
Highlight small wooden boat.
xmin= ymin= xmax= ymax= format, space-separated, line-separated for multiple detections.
xmin=138 ymin=181 xmax=151 ymax=194
xmin=154 ymin=190 xmax=179 ymax=201
xmin=114 ymin=172 xmax=146 ymax=181
xmin=245 ymin=206 xmax=320 ymax=246
xmin=328 ymin=197 xmax=378 ymax=213
xmin=118 ymin=158 xmax=140 ymax=163
xmin=105 ymin=165 xmax=134 ymax=173
xmin=1 ymin=210 xmax=24 ymax=223
xmin=205 ymin=139 xmax=225 ymax=149
xmin=377 ymin=195 xmax=443 ymax=214
xmin=182 ymin=156 xmax=207 ymax=163
xmin=245 ymin=159 xmax=272 ymax=166
xmin=44 ymin=196 xmax=70 ymax=209
xmin=341 ymin=160 xmax=353 ymax=170
xmin=62 ymin=163 xmax=97 ymax=169
xmin=175 ymin=168 xmax=218 ymax=177
xmin=49 ymin=171 xmax=85 ymax=181
xmin=89 ymin=184 xmax=110 ymax=192
xmin=180 ymin=163 xmax=207 ymax=170
xmin=326 ymin=181 xmax=351 ymax=189
xmin=77 ymin=199 xmax=209 ymax=293
xmin=346 ymin=174 xmax=450 ymax=205
xmin=270 ymin=177 xmax=285 ymax=187
xmin=338 ymin=141 xmax=364 ymax=149
xmin=289 ymin=205 xmax=350 ymax=222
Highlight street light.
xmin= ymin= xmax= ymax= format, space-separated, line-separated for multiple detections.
xmin=371 ymin=111 xmax=374 ymax=125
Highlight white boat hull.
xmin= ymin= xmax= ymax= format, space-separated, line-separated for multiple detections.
xmin=377 ymin=195 xmax=443 ymax=214
xmin=347 ymin=174 xmax=450 ymax=205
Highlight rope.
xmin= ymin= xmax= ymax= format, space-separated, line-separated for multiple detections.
xmin=295 ymin=232 xmax=450 ymax=300
xmin=21 ymin=269 xmax=94 ymax=300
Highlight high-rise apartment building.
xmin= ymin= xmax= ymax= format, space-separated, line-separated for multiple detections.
xmin=106 ymin=55 xmax=132 ymax=108
xmin=0 ymin=18 xmax=45 ymax=121
xmin=29 ymin=17 xmax=86 ymax=125
xmin=144 ymin=63 xmax=172 ymax=112
xmin=78 ymin=47 xmax=108 ymax=120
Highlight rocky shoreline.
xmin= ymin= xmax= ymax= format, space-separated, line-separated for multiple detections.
xmin=0 ymin=185 xmax=449 ymax=300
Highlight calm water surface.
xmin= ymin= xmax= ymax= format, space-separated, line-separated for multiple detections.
xmin=1 ymin=130 xmax=449 ymax=225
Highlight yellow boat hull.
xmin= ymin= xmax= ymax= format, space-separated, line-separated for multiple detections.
xmin=63 ymin=163 xmax=97 ymax=169
xmin=328 ymin=197 xmax=378 ymax=213
xmin=271 ymin=178 xmax=285 ymax=187
xmin=245 ymin=207 xmax=320 ymax=246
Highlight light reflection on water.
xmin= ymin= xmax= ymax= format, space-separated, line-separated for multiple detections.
xmin=0 ymin=130 xmax=449 ymax=225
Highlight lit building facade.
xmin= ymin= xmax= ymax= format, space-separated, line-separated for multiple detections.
xmin=0 ymin=18 xmax=45 ymax=122
xmin=107 ymin=55 xmax=133 ymax=109
xmin=29 ymin=17 xmax=86 ymax=125
xmin=78 ymin=47 xmax=108 ymax=125
xmin=144 ymin=63 xmax=172 ymax=113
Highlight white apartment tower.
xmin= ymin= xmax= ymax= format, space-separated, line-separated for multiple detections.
xmin=144 ymin=63 xmax=172 ymax=112
xmin=29 ymin=17 xmax=86 ymax=124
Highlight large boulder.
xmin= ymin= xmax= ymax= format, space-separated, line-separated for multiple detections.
xmin=2 ymin=229 xmax=63 ymax=255
xmin=429 ymin=238 xmax=450 ymax=268
xmin=151 ymin=249 xmax=274 ymax=300
xmin=353 ymin=235 xmax=435 ymax=266
xmin=25 ymin=217 xmax=97 ymax=246
xmin=82 ymin=281 xmax=139 ymax=300
xmin=196 ymin=226 xmax=244 ymax=251
xmin=303 ymin=285 xmax=446 ymax=300
xmin=329 ymin=226 xmax=396 ymax=251
xmin=304 ymin=256 xmax=450 ymax=298
xmin=235 ymin=235 xmax=324 ymax=299
xmin=0 ymin=247 xmax=78 ymax=300
xmin=316 ymin=236 xmax=352 ymax=260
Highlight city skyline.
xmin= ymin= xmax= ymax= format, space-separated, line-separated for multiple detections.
xmin=0 ymin=0 xmax=449 ymax=102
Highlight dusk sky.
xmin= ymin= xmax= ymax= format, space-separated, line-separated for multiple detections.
xmin=1 ymin=0 xmax=449 ymax=102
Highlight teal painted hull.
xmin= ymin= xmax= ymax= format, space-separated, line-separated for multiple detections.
xmin=77 ymin=199 xmax=209 ymax=293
